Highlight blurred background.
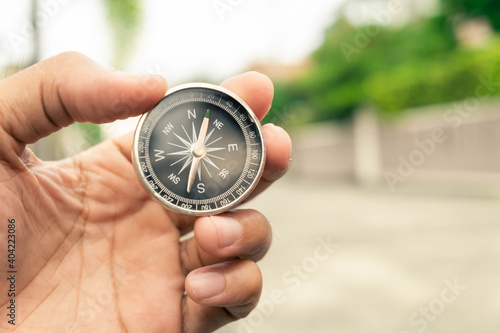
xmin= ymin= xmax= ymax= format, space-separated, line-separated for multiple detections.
xmin=2 ymin=0 xmax=500 ymax=332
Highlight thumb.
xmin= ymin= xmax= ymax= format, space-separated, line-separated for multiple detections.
xmin=0 ymin=51 xmax=167 ymax=157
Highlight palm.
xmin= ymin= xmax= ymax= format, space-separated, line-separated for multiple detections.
xmin=2 ymin=138 xmax=188 ymax=331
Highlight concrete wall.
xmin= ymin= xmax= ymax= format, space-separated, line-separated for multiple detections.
xmin=292 ymin=122 xmax=355 ymax=181
xmin=292 ymin=99 xmax=500 ymax=188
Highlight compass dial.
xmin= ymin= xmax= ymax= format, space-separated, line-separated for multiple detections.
xmin=132 ymin=83 xmax=266 ymax=216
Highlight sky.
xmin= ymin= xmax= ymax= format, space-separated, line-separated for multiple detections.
xmin=0 ymin=0 xmax=347 ymax=136
xmin=0 ymin=0 xmax=345 ymax=84
xmin=0 ymin=0 xmax=439 ymax=136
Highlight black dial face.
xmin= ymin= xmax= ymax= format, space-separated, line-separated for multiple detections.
xmin=133 ymin=84 xmax=265 ymax=216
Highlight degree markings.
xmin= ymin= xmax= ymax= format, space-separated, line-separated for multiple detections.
xmin=139 ymin=87 xmax=265 ymax=210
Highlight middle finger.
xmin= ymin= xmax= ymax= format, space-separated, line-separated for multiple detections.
xmin=179 ymin=209 xmax=272 ymax=275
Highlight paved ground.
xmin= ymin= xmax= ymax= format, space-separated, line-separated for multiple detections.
xmin=217 ymin=175 xmax=500 ymax=333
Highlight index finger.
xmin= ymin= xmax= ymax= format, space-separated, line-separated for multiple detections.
xmin=219 ymin=71 xmax=274 ymax=121
xmin=0 ymin=52 xmax=167 ymax=160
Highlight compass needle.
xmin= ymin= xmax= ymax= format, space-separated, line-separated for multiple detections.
xmin=187 ymin=109 xmax=211 ymax=193
xmin=206 ymin=147 xmax=225 ymax=153
xmin=191 ymin=122 xmax=198 ymax=143
xmin=133 ymin=84 xmax=265 ymax=215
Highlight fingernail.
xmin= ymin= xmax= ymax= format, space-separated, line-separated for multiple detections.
xmin=189 ymin=272 xmax=226 ymax=300
xmin=210 ymin=216 xmax=243 ymax=248
xmin=270 ymin=124 xmax=286 ymax=135
xmin=263 ymin=123 xmax=278 ymax=134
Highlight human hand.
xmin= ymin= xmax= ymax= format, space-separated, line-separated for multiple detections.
xmin=0 ymin=52 xmax=292 ymax=332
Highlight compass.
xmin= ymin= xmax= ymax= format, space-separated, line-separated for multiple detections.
xmin=132 ymin=83 xmax=266 ymax=216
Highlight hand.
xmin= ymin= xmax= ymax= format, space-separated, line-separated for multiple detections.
xmin=0 ymin=52 xmax=292 ymax=332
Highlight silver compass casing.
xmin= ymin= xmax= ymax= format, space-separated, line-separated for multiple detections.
xmin=132 ymin=83 xmax=266 ymax=216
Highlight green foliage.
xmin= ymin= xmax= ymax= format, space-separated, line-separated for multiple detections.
xmin=74 ymin=122 xmax=104 ymax=148
xmin=440 ymin=0 xmax=500 ymax=31
xmin=101 ymin=0 xmax=142 ymax=69
xmin=70 ymin=0 xmax=143 ymax=150
xmin=272 ymin=2 xmax=500 ymax=124
xmin=263 ymin=82 xmax=306 ymax=126
xmin=365 ymin=39 xmax=500 ymax=116
xmin=281 ymin=15 xmax=459 ymax=122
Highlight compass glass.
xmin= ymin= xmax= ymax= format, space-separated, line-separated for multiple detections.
xmin=133 ymin=84 xmax=265 ymax=216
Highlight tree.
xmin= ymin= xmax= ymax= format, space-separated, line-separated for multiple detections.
xmin=101 ymin=0 xmax=142 ymax=69
xmin=287 ymin=15 xmax=457 ymax=122
xmin=440 ymin=0 xmax=500 ymax=31
xmin=272 ymin=0 xmax=500 ymax=124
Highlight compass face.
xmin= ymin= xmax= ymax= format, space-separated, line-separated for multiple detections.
xmin=132 ymin=83 xmax=266 ymax=216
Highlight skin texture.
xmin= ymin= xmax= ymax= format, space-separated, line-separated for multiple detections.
xmin=0 ymin=52 xmax=292 ymax=333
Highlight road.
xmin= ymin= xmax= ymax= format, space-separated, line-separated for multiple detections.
xmin=218 ymin=175 xmax=500 ymax=333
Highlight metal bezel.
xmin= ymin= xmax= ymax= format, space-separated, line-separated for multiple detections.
xmin=132 ymin=83 xmax=266 ymax=216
